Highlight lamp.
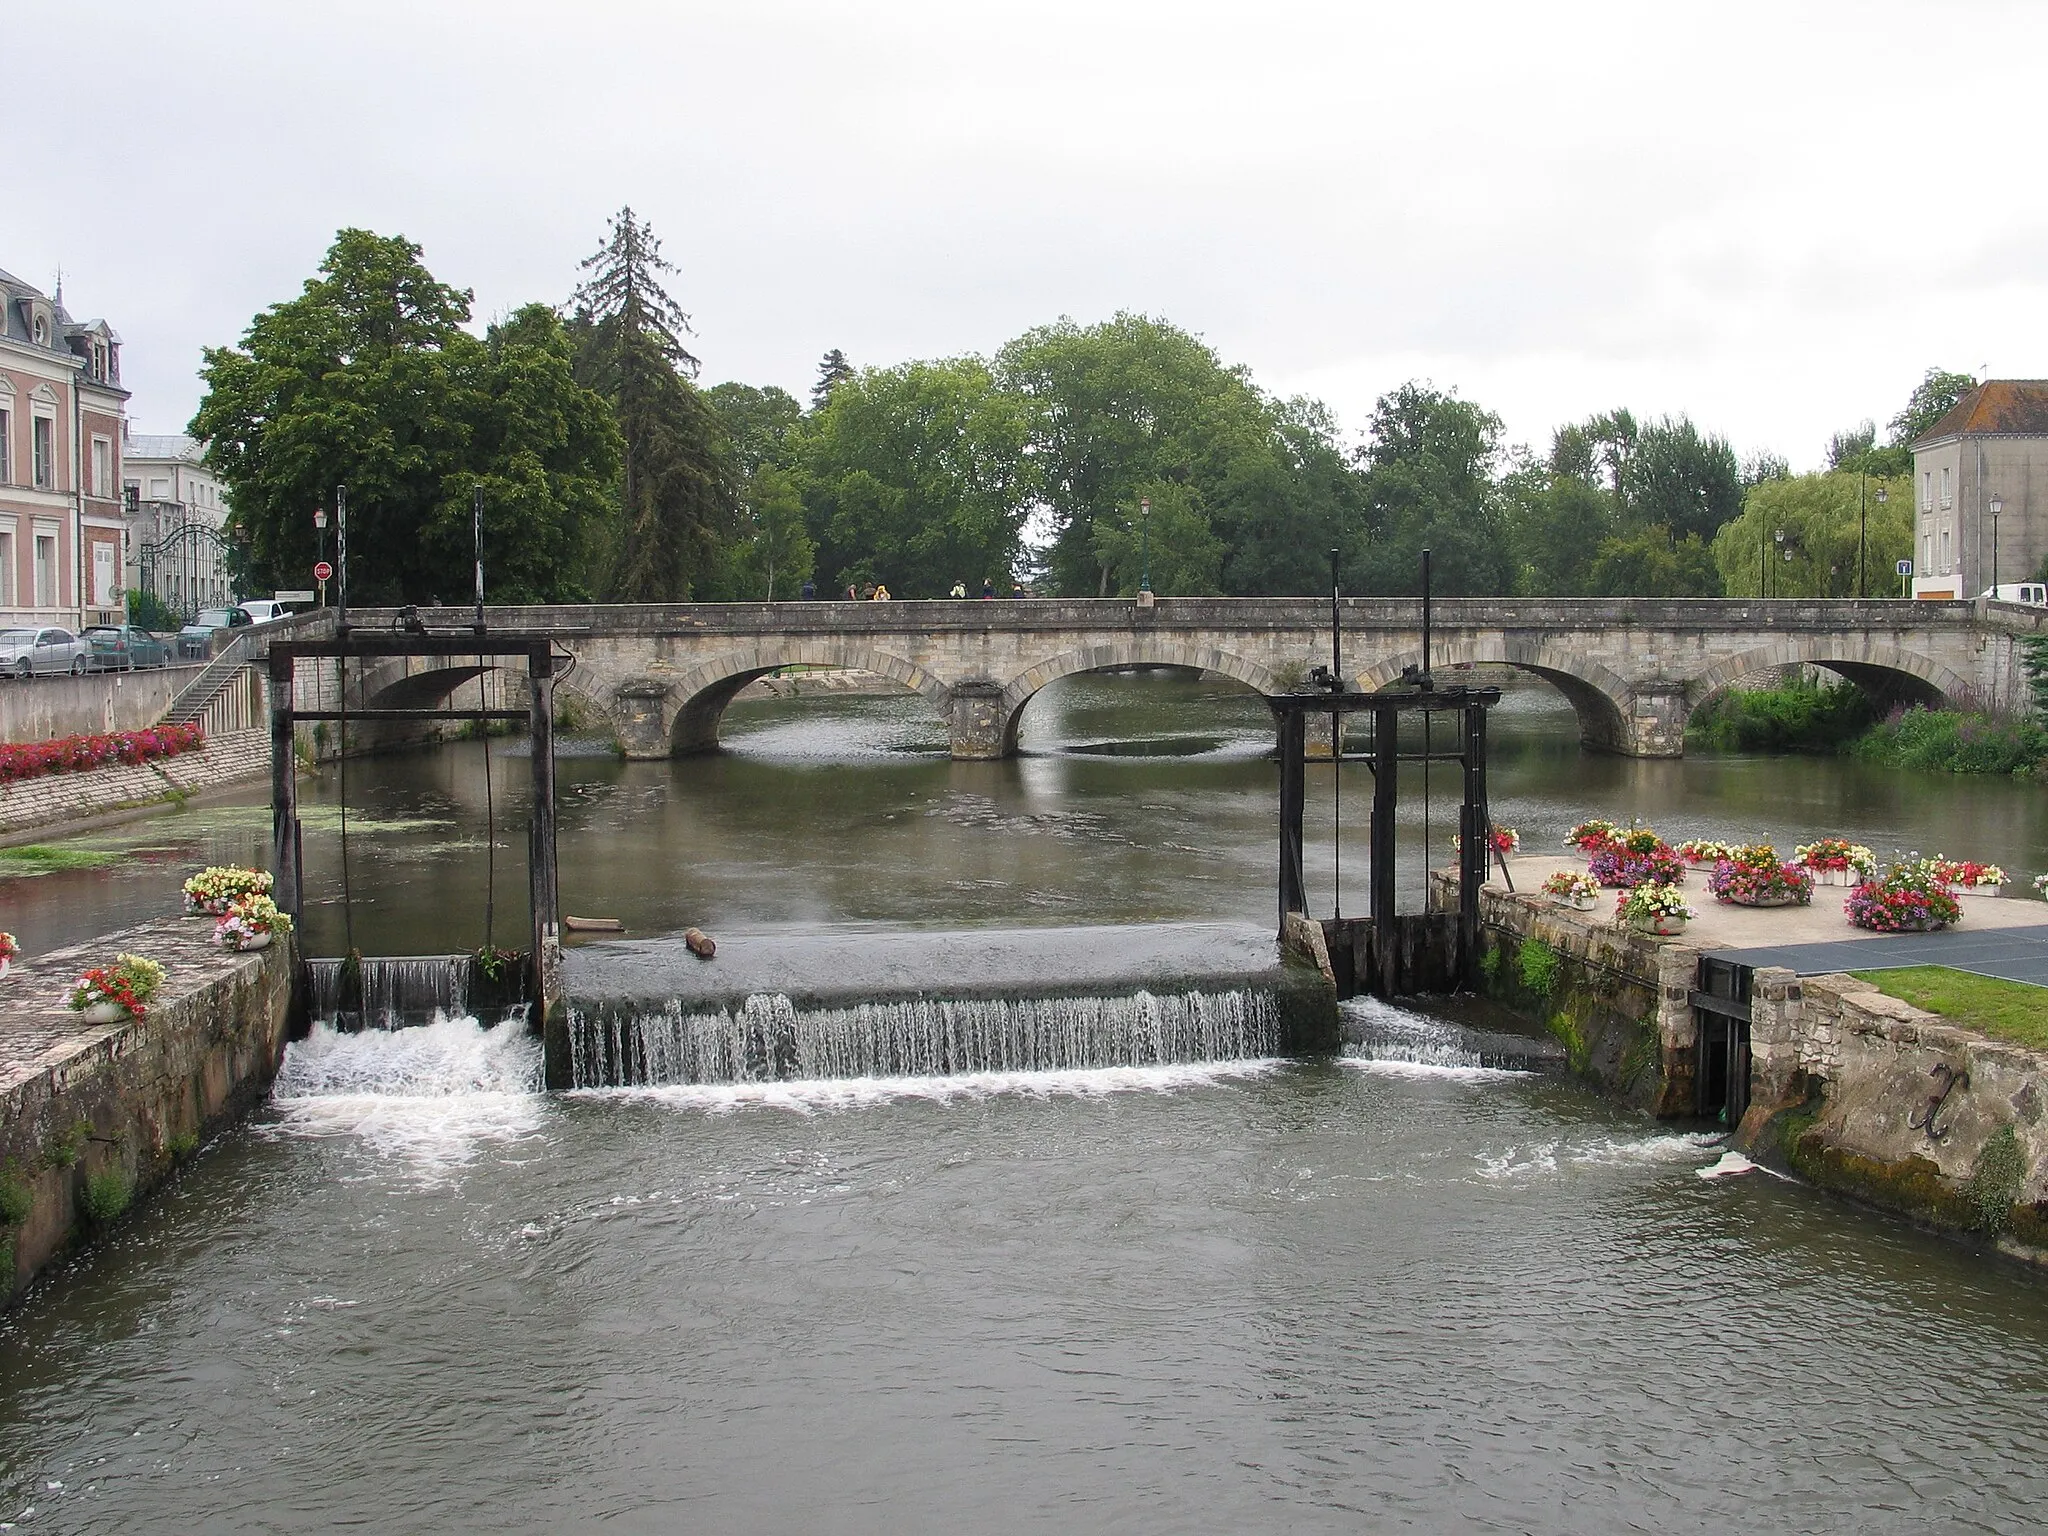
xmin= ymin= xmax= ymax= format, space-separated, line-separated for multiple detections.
xmin=1991 ymin=494 xmax=2005 ymax=595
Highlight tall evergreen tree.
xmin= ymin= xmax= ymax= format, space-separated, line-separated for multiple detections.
xmin=572 ymin=208 xmax=735 ymax=600
xmin=812 ymin=348 xmax=854 ymax=411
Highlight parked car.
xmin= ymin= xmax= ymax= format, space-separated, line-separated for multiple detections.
xmin=82 ymin=624 xmax=172 ymax=671
xmin=177 ymin=605 xmax=256 ymax=660
xmin=236 ymin=599 xmax=296 ymax=624
xmin=0 ymin=627 xmax=91 ymax=677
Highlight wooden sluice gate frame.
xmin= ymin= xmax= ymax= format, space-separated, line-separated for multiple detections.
xmin=266 ymin=624 xmax=574 ymax=1016
xmin=1276 ymin=551 xmax=1502 ymax=999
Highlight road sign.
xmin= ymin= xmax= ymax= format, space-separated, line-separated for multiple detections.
xmin=313 ymin=561 xmax=334 ymax=581
xmin=1896 ymin=560 xmax=1913 ymax=575
xmin=274 ymin=590 xmax=315 ymax=603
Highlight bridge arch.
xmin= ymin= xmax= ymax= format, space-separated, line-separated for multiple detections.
xmin=660 ymin=641 xmax=952 ymax=755
xmin=1687 ymin=638 xmax=1970 ymax=715
xmin=1355 ymin=639 xmax=1638 ymax=753
xmin=994 ymin=640 xmax=1283 ymax=754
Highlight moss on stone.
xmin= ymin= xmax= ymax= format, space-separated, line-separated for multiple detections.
xmin=1965 ymin=1125 xmax=2027 ymax=1235
xmin=1547 ymin=1008 xmax=1590 ymax=1075
xmin=1518 ymin=939 xmax=1561 ymax=999
xmin=0 ymin=1171 xmax=30 ymax=1228
xmin=1783 ymin=1126 xmax=1975 ymax=1232
xmin=79 ymin=1170 xmax=130 ymax=1226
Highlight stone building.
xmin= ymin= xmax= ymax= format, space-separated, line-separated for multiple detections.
xmin=122 ymin=432 xmax=233 ymax=617
xmin=0 ymin=267 xmax=129 ymax=630
xmin=1910 ymin=379 xmax=2048 ymax=599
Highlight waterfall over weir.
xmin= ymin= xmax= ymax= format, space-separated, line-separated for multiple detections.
xmin=566 ymin=988 xmax=1280 ymax=1089
xmin=305 ymin=955 xmax=472 ymax=1029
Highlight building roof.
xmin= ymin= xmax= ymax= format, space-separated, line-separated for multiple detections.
xmin=1914 ymin=380 xmax=2048 ymax=445
xmin=125 ymin=434 xmax=204 ymax=464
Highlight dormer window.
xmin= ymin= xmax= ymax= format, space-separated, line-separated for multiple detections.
xmin=31 ymin=313 xmax=47 ymax=346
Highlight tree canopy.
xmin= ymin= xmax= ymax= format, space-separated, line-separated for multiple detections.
xmin=192 ymin=229 xmax=618 ymax=603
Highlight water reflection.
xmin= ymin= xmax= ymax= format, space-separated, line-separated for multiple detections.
xmin=6 ymin=669 xmax=2046 ymax=960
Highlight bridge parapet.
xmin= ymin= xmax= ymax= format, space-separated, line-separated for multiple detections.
xmin=317 ymin=599 xmax=2017 ymax=761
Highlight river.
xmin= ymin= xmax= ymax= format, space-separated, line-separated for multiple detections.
xmin=3 ymin=673 xmax=2047 ymax=1532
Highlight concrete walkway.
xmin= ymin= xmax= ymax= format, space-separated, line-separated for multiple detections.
xmin=1494 ymin=854 xmax=2048 ymax=986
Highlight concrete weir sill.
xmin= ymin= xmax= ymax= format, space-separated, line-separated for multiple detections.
xmin=0 ymin=918 xmax=295 ymax=1309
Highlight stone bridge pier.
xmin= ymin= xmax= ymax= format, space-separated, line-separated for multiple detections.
xmin=300 ymin=596 xmax=2033 ymax=762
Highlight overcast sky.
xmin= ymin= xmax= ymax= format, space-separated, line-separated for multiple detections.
xmin=15 ymin=0 xmax=2044 ymax=467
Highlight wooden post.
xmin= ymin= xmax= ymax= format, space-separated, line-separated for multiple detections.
xmin=1277 ymin=707 xmax=1307 ymax=932
xmin=1371 ymin=703 xmax=1398 ymax=955
xmin=268 ymin=649 xmax=300 ymax=923
xmin=527 ymin=646 xmax=560 ymax=1016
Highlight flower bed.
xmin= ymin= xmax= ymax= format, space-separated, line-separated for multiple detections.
xmin=0 ymin=724 xmax=205 ymax=787
xmin=1588 ymin=834 xmax=1686 ymax=888
xmin=1677 ymin=838 xmax=1734 ymax=867
xmin=1846 ymin=860 xmax=1963 ymax=933
xmin=1540 ymin=869 xmax=1600 ymax=908
xmin=1793 ymin=838 xmax=1875 ymax=881
xmin=214 ymin=895 xmax=292 ymax=951
xmin=1707 ymin=844 xmax=1814 ymax=907
xmin=1932 ymin=858 xmax=2007 ymax=891
xmin=1564 ymin=819 xmax=1620 ymax=854
xmin=182 ymin=866 xmax=273 ymax=917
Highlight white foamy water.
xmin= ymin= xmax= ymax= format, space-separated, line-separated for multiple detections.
xmin=1478 ymin=1131 xmax=1727 ymax=1181
xmin=266 ymin=1014 xmax=545 ymax=1171
xmin=573 ymin=1058 xmax=1286 ymax=1116
xmin=1339 ymin=996 xmax=1535 ymax=1079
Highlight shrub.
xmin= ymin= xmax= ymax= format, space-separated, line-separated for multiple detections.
xmin=1518 ymin=939 xmax=1561 ymax=998
xmin=0 ymin=1171 xmax=31 ymax=1227
xmin=1853 ymin=706 xmax=2048 ymax=776
xmin=1966 ymin=1125 xmax=2026 ymax=1234
xmin=1687 ymin=679 xmax=1883 ymax=753
xmin=80 ymin=1170 xmax=130 ymax=1226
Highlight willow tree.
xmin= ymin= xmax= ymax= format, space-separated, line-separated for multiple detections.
xmin=572 ymin=208 xmax=736 ymax=600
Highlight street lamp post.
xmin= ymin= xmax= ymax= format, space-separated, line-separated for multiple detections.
xmin=1858 ymin=468 xmax=1869 ymax=598
xmin=1139 ymin=496 xmax=1152 ymax=598
xmin=313 ymin=507 xmax=328 ymax=608
xmin=1991 ymin=494 xmax=2004 ymax=596
xmin=1773 ymin=527 xmax=1786 ymax=598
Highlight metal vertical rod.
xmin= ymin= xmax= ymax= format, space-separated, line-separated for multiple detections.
xmin=1459 ymin=702 xmax=1486 ymax=984
xmin=1420 ymin=547 xmax=1433 ymax=682
xmin=1277 ymin=709 xmax=1308 ymax=932
xmin=268 ymin=650 xmax=300 ymax=924
xmin=1329 ymin=547 xmax=1342 ymax=683
xmin=473 ymin=483 xmax=487 ymax=631
xmin=1332 ymin=709 xmax=1342 ymax=921
xmin=335 ymin=484 xmax=349 ymax=630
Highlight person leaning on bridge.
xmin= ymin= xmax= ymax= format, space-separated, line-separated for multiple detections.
xmin=950 ymin=580 xmax=967 ymax=598
xmin=872 ymin=584 xmax=892 ymax=601
xmin=982 ymin=579 xmax=995 ymax=598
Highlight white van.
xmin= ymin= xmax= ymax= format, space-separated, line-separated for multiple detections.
xmin=1980 ymin=583 xmax=2048 ymax=607
xmin=236 ymin=599 xmax=294 ymax=624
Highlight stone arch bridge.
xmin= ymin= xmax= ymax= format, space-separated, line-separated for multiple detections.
xmin=314 ymin=597 xmax=2033 ymax=760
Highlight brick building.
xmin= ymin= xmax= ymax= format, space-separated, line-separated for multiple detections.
xmin=0 ymin=267 xmax=129 ymax=629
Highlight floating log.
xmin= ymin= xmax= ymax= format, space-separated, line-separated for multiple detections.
xmin=563 ymin=915 xmax=626 ymax=933
xmin=684 ymin=927 xmax=716 ymax=959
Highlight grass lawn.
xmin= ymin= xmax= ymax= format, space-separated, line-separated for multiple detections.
xmin=1850 ymin=966 xmax=2048 ymax=1050
xmin=0 ymin=844 xmax=123 ymax=876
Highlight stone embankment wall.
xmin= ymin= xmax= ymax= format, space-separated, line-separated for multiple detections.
xmin=0 ymin=918 xmax=296 ymax=1308
xmin=0 ymin=666 xmax=208 ymax=744
xmin=0 ymin=729 xmax=271 ymax=838
xmin=1442 ymin=875 xmax=1698 ymax=1114
xmin=1738 ymin=972 xmax=2048 ymax=1259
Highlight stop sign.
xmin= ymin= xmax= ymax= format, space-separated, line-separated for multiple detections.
xmin=313 ymin=560 xmax=334 ymax=581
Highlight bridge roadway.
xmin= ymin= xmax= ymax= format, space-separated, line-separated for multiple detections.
xmin=311 ymin=596 xmax=2038 ymax=760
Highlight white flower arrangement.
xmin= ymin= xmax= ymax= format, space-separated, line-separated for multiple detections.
xmin=182 ymin=866 xmax=273 ymax=917
xmin=213 ymin=894 xmax=293 ymax=950
xmin=1617 ymin=882 xmax=1696 ymax=923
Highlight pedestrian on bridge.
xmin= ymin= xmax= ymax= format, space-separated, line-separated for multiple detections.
xmin=872 ymin=584 xmax=892 ymax=601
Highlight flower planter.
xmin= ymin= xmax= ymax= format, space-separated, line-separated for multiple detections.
xmin=77 ymin=1000 xmax=130 ymax=1025
xmin=1963 ymin=885 xmax=2004 ymax=899
xmin=1572 ymin=894 xmax=1599 ymax=911
xmin=1728 ymin=892 xmax=1801 ymax=908
xmin=1808 ymin=867 xmax=1853 ymax=887
xmin=1633 ymin=915 xmax=1688 ymax=936
xmin=227 ymin=931 xmax=274 ymax=952
xmin=0 ymin=956 xmax=10 ymax=981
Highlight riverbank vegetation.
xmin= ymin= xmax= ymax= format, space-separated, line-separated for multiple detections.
xmin=192 ymin=213 xmax=1981 ymax=606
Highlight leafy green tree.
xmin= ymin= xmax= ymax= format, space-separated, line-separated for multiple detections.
xmin=707 ymin=382 xmax=803 ymax=476
xmin=193 ymin=229 xmax=615 ymax=603
xmin=1090 ymin=480 xmax=1225 ymax=597
xmin=995 ymin=314 xmax=1277 ymax=596
xmin=1500 ymin=457 xmax=1615 ymax=595
xmin=1587 ymin=528 xmax=1721 ymax=597
xmin=572 ymin=209 xmax=736 ymax=600
xmin=436 ymin=305 xmax=622 ymax=602
xmin=811 ymin=349 xmax=854 ymax=412
xmin=1624 ymin=416 xmax=1742 ymax=543
xmin=1889 ymin=367 xmax=1977 ymax=448
xmin=1826 ymin=421 xmax=1880 ymax=472
xmin=800 ymin=358 xmax=1031 ymax=596
xmin=1710 ymin=471 xmax=1913 ymax=597
xmin=1352 ymin=383 xmax=1512 ymax=596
